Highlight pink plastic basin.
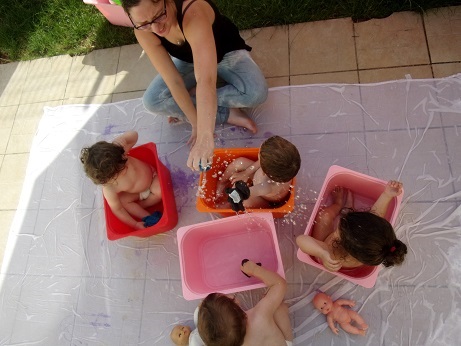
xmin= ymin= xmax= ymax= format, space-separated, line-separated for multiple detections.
xmin=296 ymin=165 xmax=403 ymax=288
xmin=177 ymin=213 xmax=285 ymax=300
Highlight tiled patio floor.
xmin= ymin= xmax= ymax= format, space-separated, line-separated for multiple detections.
xmin=0 ymin=6 xmax=460 ymax=267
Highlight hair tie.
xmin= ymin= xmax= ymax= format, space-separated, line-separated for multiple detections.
xmin=390 ymin=246 xmax=396 ymax=253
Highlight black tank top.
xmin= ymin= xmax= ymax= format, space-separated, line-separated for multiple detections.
xmin=156 ymin=0 xmax=251 ymax=63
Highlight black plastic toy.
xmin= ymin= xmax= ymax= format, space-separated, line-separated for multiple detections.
xmin=225 ymin=180 xmax=251 ymax=212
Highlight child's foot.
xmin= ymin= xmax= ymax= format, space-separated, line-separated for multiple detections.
xmin=331 ymin=186 xmax=345 ymax=207
xmin=344 ymin=189 xmax=354 ymax=209
xmin=227 ymin=108 xmax=257 ymax=134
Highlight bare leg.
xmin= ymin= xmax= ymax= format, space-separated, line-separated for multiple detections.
xmin=243 ymin=195 xmax=270 ymax=209
xmin=119 ymin=192 xmax=150 ymax=219
xmin=139 ymin=176 xmax=162 ymax=209
xmin=227 ymin=108 xmax=257 ymax=134
xmin=339 ymin=322 xmax=367 ymax=336
xmin=349 ymin=311 xmax=368 ymax=331
xmin=273 ymin=302 xmax=293 ymax=342
xmin=344 ymin=189 xmax=354 ymax=209
xmin=312 ymin=187 xmax=345 ymax=241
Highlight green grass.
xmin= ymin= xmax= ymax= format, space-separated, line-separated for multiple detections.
xmin=1 ymin=0 xmax=460 ymax=62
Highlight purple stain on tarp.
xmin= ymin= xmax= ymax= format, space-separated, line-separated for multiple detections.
xmin=163 ymin=158 xmax=199 ymax=209
xmin=103 ymin=124 xmax=117 ymax=135
xmin=263 ymin=131 xmax=274 ymax=138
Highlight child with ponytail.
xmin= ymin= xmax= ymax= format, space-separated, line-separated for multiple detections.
xmin=296 ymin=181 xmax=407 ymax=271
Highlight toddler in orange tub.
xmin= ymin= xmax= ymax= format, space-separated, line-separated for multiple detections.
xmin=216 ymin=135 xmax=301 ymax=211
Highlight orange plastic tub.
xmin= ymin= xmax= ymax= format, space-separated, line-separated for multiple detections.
xmin=296 ymin=165 xmax=403 ymax=288
xmin=104 ymin=142 xmax=178 ymax=240
xmin=196 ymin=147 xmax=296 ymax=218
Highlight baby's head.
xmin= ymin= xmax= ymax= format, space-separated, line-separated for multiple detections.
xmin=80 ymin=141 xmax=127 ymax=185
xmin=312 ymin=292 xmax=333 ymax=315
xmin=170 ymin=324 xmax=191 ymax=345
xmin=197 ymin=293 xmax=247 ymax=346
xmin=259 ymin=136 xmax=301 ymax=183
xmin=338 ymin=211 xmax=407 ymax=267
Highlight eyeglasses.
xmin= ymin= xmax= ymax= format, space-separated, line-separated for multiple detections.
xmin=129 ymin=0 xmax=167 ymax=30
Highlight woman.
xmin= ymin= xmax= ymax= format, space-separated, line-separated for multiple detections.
xmin=122 ymin=0 xmax=268 ymax=171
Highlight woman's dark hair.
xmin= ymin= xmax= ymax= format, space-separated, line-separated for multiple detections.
xmin=80 ymin=141 xmax=127 ymax=185
xmin=259 ymin=136 xmax=301 ymax=183
xmin=338 ymin=211 xmax=407 ymax=267
xmin=198 ymin=293 xmax=247 ymax=346
xmin=121 ymin=0 xmax=162 ymax=13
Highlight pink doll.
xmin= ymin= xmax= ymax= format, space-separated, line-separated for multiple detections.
xmin=312 ymin=292 xmax=368 ymax=336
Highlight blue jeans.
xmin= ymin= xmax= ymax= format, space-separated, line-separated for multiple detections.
xmin=142 ymin=50 xmax=268 ymax=124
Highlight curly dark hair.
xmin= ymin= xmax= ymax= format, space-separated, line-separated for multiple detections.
xmin=337 ymin=211 xmax=407 ymax=267
xmin=259 ymin=136 xmax=301 ymax=183
xmin=198 ymin=293 xmax=247 ymax=346
xmin=80 ymin=141 xmax=127 ymax=185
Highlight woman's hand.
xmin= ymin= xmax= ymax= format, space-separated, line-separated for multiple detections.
xmin=187 ymin=134 xmax=214 ymax=171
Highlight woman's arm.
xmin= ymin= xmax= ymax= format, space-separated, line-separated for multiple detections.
xmin=135 ymin=30 xmax=198 ymax=127
xmin=182 ymin=1 xmax=217 ymax=171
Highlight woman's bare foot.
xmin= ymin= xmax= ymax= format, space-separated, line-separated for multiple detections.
xmin=227 ymin=108 xmax=257 ymax=134
xmin=168 ymin=117 xmax=185 ymax=125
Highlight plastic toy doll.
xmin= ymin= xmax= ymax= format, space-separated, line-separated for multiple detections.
xmin=312 ymin=292 xmax=368 ymax=336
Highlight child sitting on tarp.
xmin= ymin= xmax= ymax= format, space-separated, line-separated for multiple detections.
xmin=197 ymin=260 xmax=293 ymax=346
xmin=80 ymin=131 xmax=162 ymax=229
xmin=216 ymin=135 xmax=301 ymax=210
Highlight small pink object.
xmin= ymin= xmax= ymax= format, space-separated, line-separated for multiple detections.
xmin=177 ymin=213 xmax=285 ymax=300
xmin=296 ymin=165 xmax=403 ymax=288
xmin=83 ymin=0 xmax=132 ymax=27
xmin=104 ymin=143 xmax=178 ymax=240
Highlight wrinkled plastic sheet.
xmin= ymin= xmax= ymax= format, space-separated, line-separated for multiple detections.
xmin=1 ymin=74 xmax=460 ymax=345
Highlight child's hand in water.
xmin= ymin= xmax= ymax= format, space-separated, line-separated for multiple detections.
xmin=384 ymin=180 xmax=403 ymax=198
xmin=320 ymin=250 xmax=342 ymax=272
xmin=241 ymin=259 xmax=260 ymax=277
xmin=229 ymin=170 xmax=251 ymax=184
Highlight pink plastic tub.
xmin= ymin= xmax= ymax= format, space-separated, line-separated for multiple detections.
xmin=177 ymin=213 xmax=285 ymax=300
xmin=83 ymin=0 xmax=132 ymax=27
xmin=296 ymin=165 xmax=403 ymax=288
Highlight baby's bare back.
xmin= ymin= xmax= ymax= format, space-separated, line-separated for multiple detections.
xmin=243 ymin=311 xmax=288 ymax=346
xmin=252 ymin=169 xmax=291 ymax=202
xmin=113 ymin=157 xmax=153 ymax=194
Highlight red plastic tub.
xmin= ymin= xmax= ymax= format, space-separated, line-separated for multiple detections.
xmin=296 ymin=165 xmax=403 ymax=288
xmin=104 ymin=142 xmax=178 ymax=240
